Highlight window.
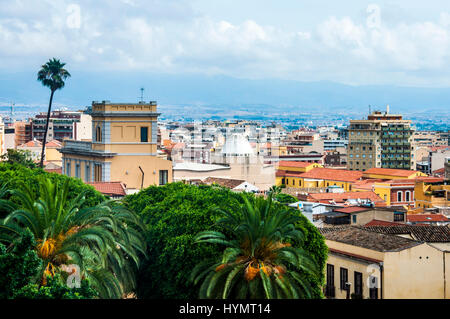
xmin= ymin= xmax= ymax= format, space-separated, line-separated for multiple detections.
xmin=354 ymin=271 xmax=363 ymax=298
xmin=397 ymin=191 xmax=403 ymax=202
xmin=85 ymin=164 xmax=90 ymax=181
xmin=352 ymin=215 xmax=357 ymax=223
xmin=66 ymin=162 xmax=71 ymax=177
xmin=340 ymin=268 xmax=348 ymax=290
xmin=141 ymin=126 xmax=148 ymax=142
xmin=159 ymin=170 xmax=168 ymax=185
xmin=394 ymin=212 xmax=405 ymax=222
xmin=326 ymin=264 xmax=335 ymax=298
xmin=75 ymin=163 xmax=80 ymax=178
xmin=96 ymin=126 xmax=102 ymax=142
xmin=94 ymin=164 xmax=102 ymax=182
xmin=405 ymin=191 xmax=411 ymax=202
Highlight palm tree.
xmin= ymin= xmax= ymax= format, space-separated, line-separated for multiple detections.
xmin=37 ymin=58 xmax=71 ymax=168
xmin=190 ymin=194 xmax=319 ymax=299
xmin=0 ymin=178 xmax=146 ymax=298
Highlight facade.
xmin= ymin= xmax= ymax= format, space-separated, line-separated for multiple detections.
xmin=348 ymin=109 xmax=415 ymax=171
xmin=32 ymin=111 xmax=92 ymax=142
xmin=14 ymin=121 xmax=32 ymax=147
xmin=414 ymin=180 xmax=450 ymax=210
xmin=0 ymin=119 xmax=4 ymax=155
xmin=60 ymin=101 xmax=173 ymax=190
xmin=321 ymin=226 xmax=450 ymax=299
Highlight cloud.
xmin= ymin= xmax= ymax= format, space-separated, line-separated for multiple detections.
xmin=1 ymin=1 xmax=450 ymax=86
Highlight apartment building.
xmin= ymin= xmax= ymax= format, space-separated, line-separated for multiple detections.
xmin=348 ymin=108 xmax=415 ymax=171
xmin=32 ymin=111 xmax=92 ymax=142
xmin=321 ymin=226 xmax=450 ymax=299
xmin=60 ymin=101 xmax=173 ymax=190
xmin=14 ymin=121 xmax=32 ymax=147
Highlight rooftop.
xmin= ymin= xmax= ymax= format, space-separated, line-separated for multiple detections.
xmin=278 ymin=161 xmax=315 ymax=168
xmin=308 ymin=191 xmax=384 ymax=204
xmin=202 ymin=177 xmax=245 ymax=189
xmin=87 ymin=182 xmax=126 ymax=197
xmin=363 ymin=168 xmax=420 ymax=177
xmin=173 ymin=162 xmax=229 ymax=172
xmin=334 ymin=206 xmax=372 ymax=214
xmin=407 ymin=214 xmax=449 ymax=223
xmin=298 ymin=167 xmax=363 ymax=182
xmin=319 ymin=226 xmax=422 ymax=252
xmin=363 ymin=225 xmax=450 ymax=242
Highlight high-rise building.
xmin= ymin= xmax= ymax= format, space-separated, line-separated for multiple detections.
xmin=347 ymin=107 xmax=415 ymax=171
xmin=31 ymin=111 xmax=92 ymax=142
xmin=60 ymin=100 xmax=173 ymax=190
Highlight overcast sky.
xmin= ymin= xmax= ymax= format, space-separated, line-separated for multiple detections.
xmin=2 ymin=0 xmax=450 ymax=87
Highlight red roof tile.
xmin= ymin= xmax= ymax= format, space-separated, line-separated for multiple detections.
xmin=363 ymin=168 xmax=420 ymax=177
xmin=407 ymin=214 xmax=449 ymax=222
xmin=334 ymin=206 xmax=371 ymax=214
xmin=308 ymin=191 xmax=384 ymax=203
xmin=87 ymin=182 xmax=126 ymax=197
xmin=278 ymin=161 xmax=313 ymax=168
xmin=364 ymin=219 xmax=405 ymax=227
xmin=298 ymin=168 xmax=363 ymax=182
xmin=44 ymin=168 xmax=62 ymax=174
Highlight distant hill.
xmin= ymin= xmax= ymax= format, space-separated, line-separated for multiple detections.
xmin=1 ymin=71 xmax=450 ymax=115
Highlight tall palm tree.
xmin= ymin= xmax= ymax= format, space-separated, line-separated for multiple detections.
xmin=190 ymin=194 xmax=319 ymax=299
xmin=37 ymin=58 xmax=71 ymax=168
xmin=0 ymin=178 xmax=146 ymax=298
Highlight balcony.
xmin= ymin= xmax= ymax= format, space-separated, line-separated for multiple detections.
xmin=60 ymin=140 xmax=116 ymax=158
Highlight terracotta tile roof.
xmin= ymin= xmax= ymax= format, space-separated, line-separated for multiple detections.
xmin=203 ymin=177 xmax=245 ymax=189
xmin=308 ymin=191 xmax=384 ymax=204
xmin=45 ymin=139 xmax=62 ymax=148
xmin=352 ymin=179 xmax=382 ymax=190
xmin=319 ymin=226 xmax=422 ymax=252
xmin=278 ymin=161 xmax=312 ymax=168
xmin=297 ymin=167 xmax=363 ymax=182
xmin=363 ymin=225 xmax=450 ymax=242
xmin=363 ymin=168 xmax=420 ymax=177
xmin=87 ymin=182 xmax=126 ymax=197
xmin=407 ymin=214 xmax=449 ymax=222
xmin=334 ymin=206 xmax=372 ymax=214
xmin=19 ymin=140 xmax=42 ymax=147
xmin=364 ymin=219 xmax=406 ymax=227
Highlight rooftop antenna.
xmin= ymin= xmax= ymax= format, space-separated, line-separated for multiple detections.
xmin=139 ymin=87 xmax=145 ymax=103
xmin=369 ymin=104 xmax=371 ymax=115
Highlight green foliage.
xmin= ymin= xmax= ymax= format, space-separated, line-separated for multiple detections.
xmin=0 ymin=163 xmax=105 ymax=211
xmin=0 ymin=149 xmax=36 ymax=169
xmin=0 ymin=229 xmax=42 ymax=298
xmin=191 ymin=194 xmax=321 ymax=299
xmin=274 ymin=193 xmax=298 ymax=204
xmin=13 ymin=274 xmax=97 ymax=299
xmin=125 ymin=182 xmax=326 ymax=299
xmin=37 ymin=58 xmax=71 ymax=92
xmin=0 ymin=177 xmax=146 ymax=298
xmin=124 ymin=182 xmax=247 ymax=299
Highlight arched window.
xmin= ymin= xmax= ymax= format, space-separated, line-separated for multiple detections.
xmin=397 ymin=191 xmax=402 ymax=202
xmin=405 ymin=191 xmax=411 ymax=202
xmin=96 ymin=126 xmax=102 ymax=142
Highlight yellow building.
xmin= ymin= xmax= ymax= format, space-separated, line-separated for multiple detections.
xmin=277 ymin=166 xmax=362 ymax=191
xmin=320 ymin=226 xmax=450 ymax=299
xmin=362 ymin=167 xmax=427 ymax=180
xmin=414 ymin=179 xmax=450 ymax=210
xmin=275 ymin=161 xmax=322 ymax=187
xmin=60 ymin=101 xmax=172 ymax=189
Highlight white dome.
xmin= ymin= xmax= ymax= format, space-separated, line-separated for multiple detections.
xmin=221 ymin=134 xmax=253 ymax=156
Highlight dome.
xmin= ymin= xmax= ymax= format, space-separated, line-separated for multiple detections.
xmin=221 ymin=134 xmax=254 ymax=156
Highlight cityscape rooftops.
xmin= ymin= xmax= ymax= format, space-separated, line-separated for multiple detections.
xmin=363 ymin=168 xmax=421 ymax=178
xmin=298 ymin=167 xmax=363 ymax=182
xmin=87 ymin=182 xmax=127 ymax=197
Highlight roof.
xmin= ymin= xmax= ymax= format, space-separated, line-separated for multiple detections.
xmin=319 ymin=226 xmax=422 ymax=252
xmin=18 ymin=139 xmax=42 ymax=148
xmin=87 ymin=182 xmax=126 ymax=197
xmin=278 ymin=161 xmax=313 ymax=168
xmin=308 ymin=191 xmax=384 ymax=204
xmin=44 ymin=168 xmax=62 ymax=174
xmin=297 ymin=167 xmax=363 ymax=182
xmin=173 ymin=162 xmax=229 ymax=172
xmin=407 ymin=214 xmax=449 ymax=222
xmin=364 ymin=219 xmax=406 ymax=227
xmin=202 ymin=177 xmax=245 ymax=189
xmin=363 ymin=168 xmax=420 ymax=177
xmin=363 ymin=225 xmax=450 ymax=242
xmin=45 ymin=139 xmax=62 ymax=148
xmin=334 ymin=206 xmax=371 ymax=214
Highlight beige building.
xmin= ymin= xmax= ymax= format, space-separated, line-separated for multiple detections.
xmin=348 ymin=108 xmax=415 ymax=171
xmin=60 ymin=101 xmax=173 ymax=190
xmin=320 ymin=226 xmax=450 ymax=299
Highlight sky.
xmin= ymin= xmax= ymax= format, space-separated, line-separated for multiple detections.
xmin=2 ymin=0 xmax=450 ymax=108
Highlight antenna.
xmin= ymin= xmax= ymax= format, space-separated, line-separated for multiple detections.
xmin=139 ymin=87 xmax=144 ymax=103
xmin=369 ymin=104 xmax=371 ymax=115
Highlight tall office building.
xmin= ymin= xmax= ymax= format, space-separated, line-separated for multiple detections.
xmin=347 ymin=107 xmax=415 ymax=171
